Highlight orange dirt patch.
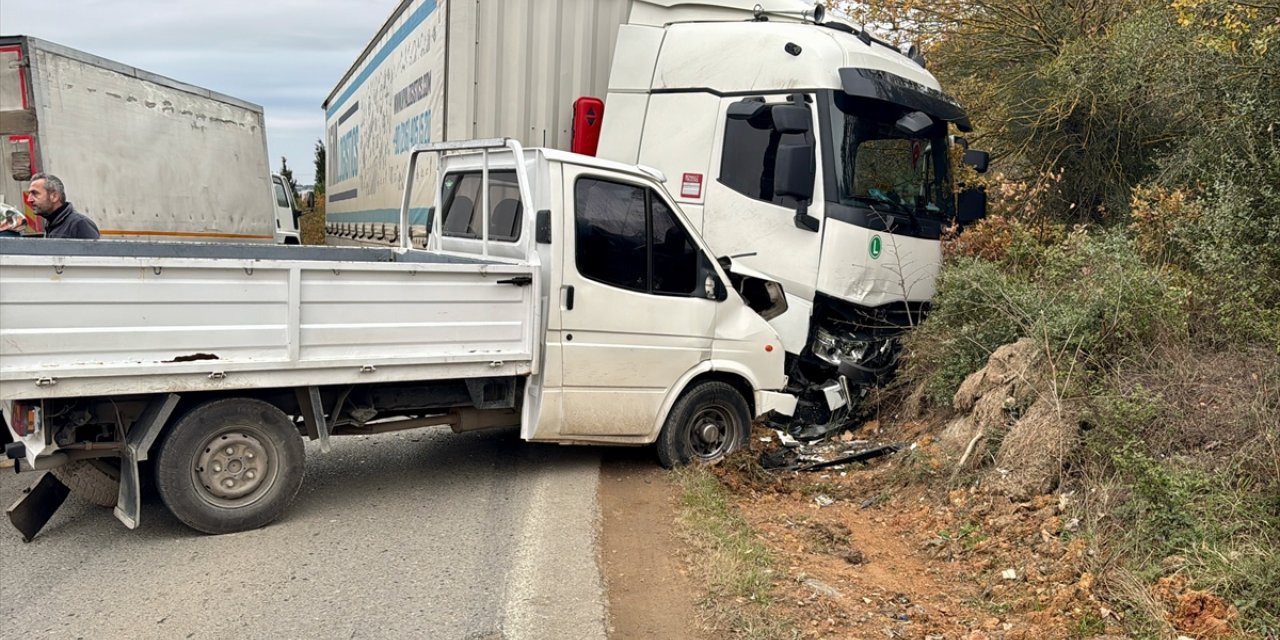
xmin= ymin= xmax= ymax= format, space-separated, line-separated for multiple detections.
xmin=717 ymin=432 xmax=1126 ymax=639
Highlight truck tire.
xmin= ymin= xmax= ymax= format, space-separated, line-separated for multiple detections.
xmin=656 ymin=381 xmax=751 ymax=469
xmin=52 ymin=459 xmax=120 ymax=507
xmin=154 ymin=398 xmax=304 ymax=535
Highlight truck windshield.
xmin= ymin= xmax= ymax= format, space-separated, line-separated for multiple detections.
xmin=823 ymin=91 xmax=951 ymax=220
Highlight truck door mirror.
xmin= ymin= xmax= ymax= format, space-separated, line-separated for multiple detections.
xmin=774 ymin=142 xmax=815 ymax=201
xmin=699 ymin=254 xmax=728 ymax=301
xmin=956 ymin=187 xmax=987 ymax=225
xmin=775 ymin=142 xmax=819 ymax=232
xmin=770 ymin=104 xmax=811 ymax=134
xmin=963 ymin=149 xmax=990 ymax=174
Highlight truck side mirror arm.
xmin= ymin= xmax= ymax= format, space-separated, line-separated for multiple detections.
xmin=794 ymin=206 xmax=819 ymax=232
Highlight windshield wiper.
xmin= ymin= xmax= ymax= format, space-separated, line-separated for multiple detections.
xmin=852 ymin=195 xmax=920 ymax=232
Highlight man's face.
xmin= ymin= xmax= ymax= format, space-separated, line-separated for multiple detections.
xmin=27 ymin=179 xmax=60 ymax=215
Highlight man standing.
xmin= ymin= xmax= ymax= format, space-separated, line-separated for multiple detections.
xmin=27 ymin=172 xmax=100 ymax=239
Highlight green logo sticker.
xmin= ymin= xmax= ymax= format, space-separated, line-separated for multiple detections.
xmin=869 ymin=235 xmax=883 ymax=259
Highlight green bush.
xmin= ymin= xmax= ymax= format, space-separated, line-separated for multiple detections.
xmin=905 ymin=230 xmax=1188 ymax=406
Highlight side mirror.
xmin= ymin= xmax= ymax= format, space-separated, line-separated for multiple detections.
xmin=700 ymin=255 xmax=728 ymax=301
xmin=963 ymin=149 xmax=990 ymax=174
xmin=775 ymin=141 xmax=819 ymax=232
xmin=956 ymin=188 xmax=987 ymax=224
xmin=774 ymin=142 xmax=815 ymax=201
xmin=770 ymin=104 xmax=811 ymax=134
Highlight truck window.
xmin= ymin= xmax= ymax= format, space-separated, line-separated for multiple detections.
xmin=650 ymin=198 xmax=699 ymax=295
xmin=439 ymin=171 xmax=522 ymax=241
xmin=574 ymin=177 xmax=701 ymax=297
xmin=273 ymin=181 xmax=291 ymax=208
xmin=718 ymin=106 xmax=809 ymax=208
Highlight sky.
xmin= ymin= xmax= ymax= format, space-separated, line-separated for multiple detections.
xmin=1 ymin=0 xmax=393 ymax=184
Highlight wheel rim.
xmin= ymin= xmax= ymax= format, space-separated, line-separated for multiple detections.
xmin=192 ymin=429 xmax=278 ymax=508
xmin=687 ymin=405 xmax=736 ymax=460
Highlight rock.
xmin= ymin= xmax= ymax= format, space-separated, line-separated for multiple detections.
xmin=988 ymin=397 xmax=1081 ymax=500
xmin=1160 ymin=555 xmax=1188 ymax=573
xmin=954 ymin=338 xmax=1041 ymax=412
xmin=1173 ymin=590 xmax=1237 ymax=638
xmin=1001 ymin=568 xmax=1019 ymax=581
xmin=804 ymin=578 xmax=843 ymax=599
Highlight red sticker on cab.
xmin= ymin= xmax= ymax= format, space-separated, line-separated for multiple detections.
xmin=681 ymin=173 xmax=703 ymax=199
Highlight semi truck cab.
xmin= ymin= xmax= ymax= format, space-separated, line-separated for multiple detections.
xmin=271 ymin=173 xmax=302 ymax=244
xmin=596 ymin=3 xmax=988 ymax=436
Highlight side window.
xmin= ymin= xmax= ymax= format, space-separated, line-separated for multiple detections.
xmin=574 ymin=178 xmax=648 ymax=292
xmin=574 ymin=177 xmax=703 ymax=297
xmin=439 ymin=171 xmax=523 ymax=241
xmin=273 ymin=181 xmax=290 ymax=208
xmin=650 ymin=198 xmax=698 ymax=295
xmin=719 ymin=105 xmax=809 ymax=207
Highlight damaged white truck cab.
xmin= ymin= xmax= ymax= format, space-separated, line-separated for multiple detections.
xmin=0 ymin=139 xmax=793 ymax=539
xmin=597 ymin=1 xmax=990 ymax=438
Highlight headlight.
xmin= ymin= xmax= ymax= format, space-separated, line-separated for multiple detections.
xmin=812 ymin=329 xmax=871 ymax=366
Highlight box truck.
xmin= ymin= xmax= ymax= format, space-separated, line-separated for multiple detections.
xmin=0 ymin=35 xmax=301 ymax=243
xmin=323 ymin=0 xmax=990 ymax=439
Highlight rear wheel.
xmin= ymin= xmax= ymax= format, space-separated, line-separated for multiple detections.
xmin=155 ymin=398 xmax=304 ymax=534
xmin=52 ymin=459 xmax=120 ymax=507
xmin=656 ymin=381 xmax=751 ymax=468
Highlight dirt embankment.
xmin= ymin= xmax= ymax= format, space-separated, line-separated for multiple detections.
xmin=711 ymin=338 xmax=1248 ymax=639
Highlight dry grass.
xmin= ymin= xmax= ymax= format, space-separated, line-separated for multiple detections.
xmin=671 ymin=464 xmax=800 ymax=639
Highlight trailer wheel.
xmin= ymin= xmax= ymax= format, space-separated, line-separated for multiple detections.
xmin=52 ymin=459 xmax=120 ymax=507
xmin=656 ymin=381 xmax=751 ymax=469
xmin=155 ymin=398 xmax=304 ymax=534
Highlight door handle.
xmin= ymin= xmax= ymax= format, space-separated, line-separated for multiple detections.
xmin=496 ymin=275 xmax=533 ymax=286
xmin=564 ymin=285 xmax=575 ymax=310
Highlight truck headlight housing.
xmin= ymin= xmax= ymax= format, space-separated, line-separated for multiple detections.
xmin=812 ymin=329 xmax=869 ymax=366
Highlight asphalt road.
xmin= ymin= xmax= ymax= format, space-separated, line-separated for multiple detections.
xmin=0 ymin=427 xmax=607 ymax=640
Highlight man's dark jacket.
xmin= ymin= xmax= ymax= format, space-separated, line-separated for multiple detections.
xmin=41 ymin=202 xmax=100 ymax=239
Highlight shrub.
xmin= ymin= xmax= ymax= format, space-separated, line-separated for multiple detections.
xmin=906 ymin=229 xmax=1188 ymax=406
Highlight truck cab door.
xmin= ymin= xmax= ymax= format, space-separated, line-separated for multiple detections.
xmin=701 ymin=94 xmax=824 ymax=354
xmin=555 ymin=167 xmax=719 ymax=438
xmin=271 ymin=175 xmax=301 ymax=242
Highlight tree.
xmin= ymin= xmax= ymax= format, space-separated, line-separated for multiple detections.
xmin=279 ymin=156 xmax=300 ymax=203
xmin=312 ymin=140 xmax=325 ymax=197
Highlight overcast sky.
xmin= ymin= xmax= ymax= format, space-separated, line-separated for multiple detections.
xmin=2 ymin=0 xmax=392 ymax=184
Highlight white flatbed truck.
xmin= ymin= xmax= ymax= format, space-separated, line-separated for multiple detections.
xmin=0 ymin=139 xmax=794 ymax=539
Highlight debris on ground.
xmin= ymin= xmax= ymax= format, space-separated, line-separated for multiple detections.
xmin=758 ymin=432 xmax=903 ymax=471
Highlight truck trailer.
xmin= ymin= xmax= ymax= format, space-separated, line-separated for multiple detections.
xmin=0 ymin=35 xmax=301 ymax=243
xmin=324 ymin=0 xmax=990 ymax=439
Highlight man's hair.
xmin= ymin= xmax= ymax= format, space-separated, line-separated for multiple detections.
xmin=31 ymin=172 xmax=66 ymax=202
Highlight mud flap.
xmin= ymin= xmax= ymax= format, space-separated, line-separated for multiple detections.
xmin=6 ymin=472 xmax=71 ymax=542
xmin=114 ymin=394 xmax=180 ymax=530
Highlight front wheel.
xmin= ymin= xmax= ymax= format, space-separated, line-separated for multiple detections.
xmin=656 ymin=381 xmax=751 ymax=468
xmin=155 ymin=398 xmax=304 ymax=534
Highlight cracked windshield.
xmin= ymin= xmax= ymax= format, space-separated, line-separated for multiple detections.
xmin=829 ymin=94 xmax=948 ymax=218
